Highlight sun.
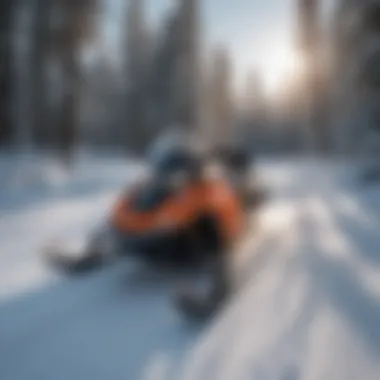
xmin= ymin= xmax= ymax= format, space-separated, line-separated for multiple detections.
xmin=259 ymin=46 xmax=304 ymax=96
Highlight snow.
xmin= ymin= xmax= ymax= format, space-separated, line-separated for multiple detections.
xmin=1 ymin=154 xmax=380 ymax=380
xmin=0 ymin=150 xmax=145 ymax=297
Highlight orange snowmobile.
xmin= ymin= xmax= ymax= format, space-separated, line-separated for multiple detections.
xmin=45 ymin=137 xmax=265 ymax=319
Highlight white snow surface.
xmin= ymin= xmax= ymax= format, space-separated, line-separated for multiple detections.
xmin=1 ymin=154 xmax=380 ymax=380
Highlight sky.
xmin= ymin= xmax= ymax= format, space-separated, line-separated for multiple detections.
xmin=104 ymin=0 xmax=333 ymax=94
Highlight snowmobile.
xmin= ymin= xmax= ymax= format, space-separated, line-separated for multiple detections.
xmin=44 ymin=134 xmax=265 ymax=320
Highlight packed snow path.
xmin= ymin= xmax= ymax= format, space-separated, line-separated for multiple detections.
xmin=1 ymin=156 xmax=380 ymax=380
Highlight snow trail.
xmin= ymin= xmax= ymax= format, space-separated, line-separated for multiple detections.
xmin=1 ymin=156 xmax=380 ymax=380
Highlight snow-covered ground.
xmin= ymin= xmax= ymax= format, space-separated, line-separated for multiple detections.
xmin=0 ymin=151 xmax=145 ymax=299
xmin=1 ymin=154 xmax=380 ymax=380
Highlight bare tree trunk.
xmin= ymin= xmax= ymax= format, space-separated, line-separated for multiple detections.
xmin=0 ymin=0 xmax=14 ymax=146
xmin=30 ymin=0 xmax=51 ymax=148
xmin=55 ymin=0 xmax=97 ymax=166
xmin=59 ymin=52 xmax=78 ymax=166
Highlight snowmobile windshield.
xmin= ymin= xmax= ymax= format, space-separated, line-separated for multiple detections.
xmin=152 ymin=150 xmax=198 ymax=192
xmin=154 ymin=149 xmax=193 ymax=175
xmin=148 ymin=129 xmax=205 ymax=188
